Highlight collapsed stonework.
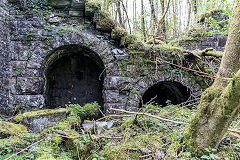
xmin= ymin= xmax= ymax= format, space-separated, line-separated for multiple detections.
xmin=0 ymin=0 xmax=224 ymax=115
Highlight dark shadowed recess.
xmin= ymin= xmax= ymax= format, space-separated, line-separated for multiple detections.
xmin=45 ymin=45 xmax=104 ymax=108
xmin=141 ymin=81 xmax=190 ymax=107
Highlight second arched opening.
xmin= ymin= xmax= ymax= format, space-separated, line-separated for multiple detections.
xmin=141 ymin=81 xmax=190 ymax=107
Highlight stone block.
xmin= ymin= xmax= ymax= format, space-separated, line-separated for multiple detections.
xmin=13 ymin=95 xmax=45 ymax=109
xmin=104 ymin=90 xmax=120 ymax=103
xmin=16 ymin=77 xmax=43 ymax=94
xmin=69 ymin=10 xmax=84 ymax=17
xmin=49 ymin=0 xmax=71 ymax=9
xmin=14 ymin=108 xmax=67 ymax=133
xmin=107 ymin=76 xmax=134 ymax=90
xmin=82 ymin=121 xmax=114 ymax=134
xmin=105 ymin=103 xmax=125 ymax=114
xmin=85 ymin=0 xmax=100 ymax=18
xmin=71 ymin=0 xmax=85 ymax=9
xmin=9 ymin=61 xmax=27 ymax=76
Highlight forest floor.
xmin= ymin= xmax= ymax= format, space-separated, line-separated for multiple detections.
xmin=0 ymin=102 xmax=240 ymax=160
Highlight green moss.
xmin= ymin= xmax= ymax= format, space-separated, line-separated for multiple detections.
xmin=0 ymin=121 xmax=28 ymax=137
xmin=95 ymin=10 xmax=115 ymax=31
xmin=155 ymin=44 xmax=184 ymax=53
xmin=119 ymin=117 xmax=135 ymax=131
xmin=36 ymin=154 xmax=56 ymax=160
xmin=120 ymin=34 xmax=145 ymax=50
xmin=120 ymin=34 xmax=137 ymax=47
xmin=46 ymin=117 xmax=93 ymax=158
xmin=100 ymin=130 xmax=163 ymax=160
xmin=66 ymin=102 xmax=100 ymax=120
xmin=14 ymin=108 xmax=67 ymax=122
xmin=166 ymin=141 xmax=182 ymax=159
xmin=0 ymin=136 xmax=23 ymax=150
xmin=14 ymin=114 xmax=23 ymax=122
xmin=129 ymin=50 xmax=145 ymax=55
xmin=85 ymin=0 xmax=101 ymax=18
xmin=65 ymin=135 xmax=94 ymax=158
xmin=111 ymin=27 xmax=128 ymax=40
xmin=201 ymin=51 xmax=223 ymax=57
xmin=0 ymin=133 xmax=40 ymax=157
xmin=197 ymin=9 xmax=224 ymax=22
xmin=85 ymin=0 xmax=101 ymax=9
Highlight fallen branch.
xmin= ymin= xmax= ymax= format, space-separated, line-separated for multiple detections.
xmin=183 ymin=48 xmax=223 ymax=58
xmin=58 ymin=134 xmax=122 ymax=139
xmin=110 ymin=108 xmax=240 ymax=134
xmin=156 ymin=57 xmax=216 ymax=78
xmin=91 ymin=114 xmax=136 ymax=122
xmin=139 ymin=154 xmax=152 ymax=159
xmin=95 ymin=136 xmax=122 ymax=139
xmin=5 ymin=139 xmax=44 ymax=160
xmin=110 ymin=108 xmax=188 ymax=125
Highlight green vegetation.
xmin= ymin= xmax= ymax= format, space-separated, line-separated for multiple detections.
xmin=1 ymin=102 xmax=239 ymax=159
xmin=0 ymin=121 xmax=28 ymax=138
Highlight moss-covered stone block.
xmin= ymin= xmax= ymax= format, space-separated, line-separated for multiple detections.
xmin=85 ymin=0 xmax=101 ymax=18
xmin=94 ymin=11 xmax=115 ymax=32
xmin=0 ymin=121 xmax=28 ymax=138
xmin=120 ymin=34 xmax=144 ymax=50
xmin=120 ymin=34 xmax=137 ymax=47
xmin=14 ymin=108 xmax=67 ymax=133
xmin=111 ymin=27 xmax=128 ymax=41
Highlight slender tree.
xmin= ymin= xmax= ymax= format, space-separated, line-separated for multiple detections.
xmin=149 ymin=0 xmax=157 ymax=34
xmin=119 ymin=0 xmax=132 ymax=33
xmin=141 ymin=0 xmax=146 ymax=41
xmin=116 ymin=0 xmax=124 ymax=28
xmin=156 ymin=0 xmax=171 ymax=40
xmin=172 ymin=0 xmax=177 ymax=36
xmin=186 ymin=0 xmax=192 ymax=29
xmin=184 ymin=0 xmax=240 ymax=155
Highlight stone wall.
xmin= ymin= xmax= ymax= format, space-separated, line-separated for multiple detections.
xmin=0 ymin=0 xmax=10 ymax=114
xmin=0 ymin=0 xmax=206 ymax=115
xmin=181 ymin=34 xmax=227 ymax=51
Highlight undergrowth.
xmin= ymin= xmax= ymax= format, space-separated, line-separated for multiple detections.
xmin=0 ymin=102 xmax=239 ymax=159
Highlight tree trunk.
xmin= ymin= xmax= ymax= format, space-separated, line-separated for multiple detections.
xmin=133 ymin=0 xmax=137 ymax=32
xmin=184 ymin=0 xmax=240 ymax=156
xmin=119 ymin=0 xmax=131 ymax=33
xmin=141 ymin=0 xmax=146 ymax=41
xmin=116 ymin=0 xmax=124 ymax=28
xmin=186 ymin=0 xmax=192 ymax=29
xmin=149 ymin=0 xmax=157 ymax=35
xmin=193 ymin=0 xmax=198 ymax=15
xmin=172 ymin=0 xmax=176 ymax=37
xmin=156 ymin=0 xmax=171 ymax=40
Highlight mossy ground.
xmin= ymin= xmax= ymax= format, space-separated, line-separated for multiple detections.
xmin=0 ymin=121 xmax=29 ymax=138
xmin=1 ymin=102 xmax=239 ymax=159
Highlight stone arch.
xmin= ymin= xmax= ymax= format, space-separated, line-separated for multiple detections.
xmin=124 ymin=70 xmax=202 ymax=110
xmin=42 ymin=44 xmax=105 ymax=108
xmin=141 ymin=81 xmax=190 ymax=106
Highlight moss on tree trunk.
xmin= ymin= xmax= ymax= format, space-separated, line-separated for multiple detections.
xmin=184 ymin=0 xmax=240 ymax=156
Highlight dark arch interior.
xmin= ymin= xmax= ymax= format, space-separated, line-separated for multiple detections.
xmin=141 ymin=81 xmax=190 ymax=106
xmin=45 ymin=48 xmax=104 ymax=108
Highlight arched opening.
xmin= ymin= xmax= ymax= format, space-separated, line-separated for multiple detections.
xmin=141 ymin=81 xmax=190 ymax=106
xmin=44 ymin=45 xmax=104 ymax=108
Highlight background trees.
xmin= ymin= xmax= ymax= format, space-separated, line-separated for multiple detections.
xmin=98 ymin=0 xmax=233 ymax=42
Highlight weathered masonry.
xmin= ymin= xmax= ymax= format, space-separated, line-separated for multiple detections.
xmin=0 ymin=0 xmax=223 ymax=115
